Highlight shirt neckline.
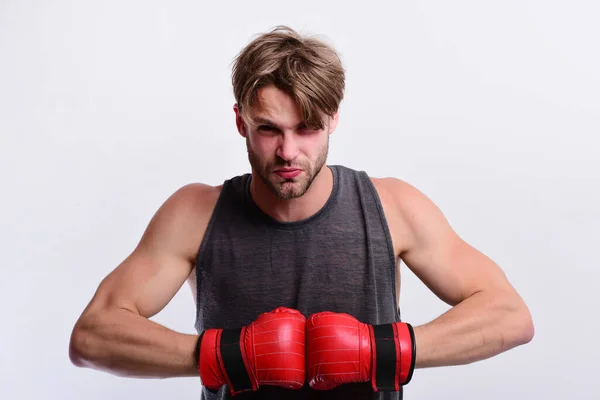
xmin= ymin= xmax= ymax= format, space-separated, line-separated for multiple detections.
xmin=244 ymin=165 xmax=340 ymax=231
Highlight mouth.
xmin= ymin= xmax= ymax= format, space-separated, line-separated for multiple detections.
xmin=274 ymin=168 xmax=302 ymax=179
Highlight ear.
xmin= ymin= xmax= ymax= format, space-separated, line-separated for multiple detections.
xmin=327 ymin=111 xmax=340 ymax=135
xmin=233 ymin=104 xmax=247 ymax=138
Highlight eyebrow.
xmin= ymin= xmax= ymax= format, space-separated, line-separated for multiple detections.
xmin=253 ymin=117 xmax=306 ymax=129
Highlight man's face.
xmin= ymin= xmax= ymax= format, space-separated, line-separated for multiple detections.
xmin=235 ymin=85 xmax=338 ymax=200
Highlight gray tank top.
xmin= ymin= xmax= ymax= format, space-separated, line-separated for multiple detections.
xmin=194 ymin=165 xmax=404 ymax=400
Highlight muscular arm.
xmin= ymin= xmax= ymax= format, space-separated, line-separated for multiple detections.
xmin=69 ymin=183 xmax=219 ymax=378
xmin=384 ymin=179 xmax=534 ymax=368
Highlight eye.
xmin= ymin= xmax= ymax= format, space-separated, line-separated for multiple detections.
xmin=258 ymin=125 xmax=276 ymax=132
xmin=299 ymin=125 xmax=319 ymax=133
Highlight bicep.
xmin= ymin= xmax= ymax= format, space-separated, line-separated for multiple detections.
xmin=89 ymin=246 xmax=194 ymax=318
xmin=81 ymin=184 xmax=214 ymax=318
xmin=395 ymin=182 xmax=511 ymax=306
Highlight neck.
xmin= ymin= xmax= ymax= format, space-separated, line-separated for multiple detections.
xmin=250 ymin=166 xmax=333 ymax=223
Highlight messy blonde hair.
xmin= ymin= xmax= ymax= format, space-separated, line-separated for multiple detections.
xmin=232 ymin=26 xmax=345 ymax=130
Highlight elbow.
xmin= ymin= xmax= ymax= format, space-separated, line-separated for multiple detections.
xmin=516 ymin=306 xmax=535 ymax=345
xmin=69 ymin=325 xmax=88 ymax=367
xmin=506 ymin=298 xmax=535 ymax=348
xmin=69 ymin=319 xmax=97 ymax=368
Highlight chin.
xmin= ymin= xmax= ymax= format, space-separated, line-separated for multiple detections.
xmin=272 ymin=180 xmax=309 ymax=200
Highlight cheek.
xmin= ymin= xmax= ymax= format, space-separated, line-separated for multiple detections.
xmin=249 ymin=135 xmax=276 ymax=157
xmin=302 ymin=134 xmax=328 ymax=158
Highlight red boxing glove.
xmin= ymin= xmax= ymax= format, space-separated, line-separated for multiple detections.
xmin=306 ymin=311 xmax=416 ymax=392
xmin=198 ymin=307 xmax=306 ymax=396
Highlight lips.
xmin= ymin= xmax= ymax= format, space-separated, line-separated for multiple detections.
xmin=274 ymin=168 xmax=302 ymax=179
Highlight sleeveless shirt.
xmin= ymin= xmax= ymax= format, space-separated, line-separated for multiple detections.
xmin=194 ymin=165 xmax=405 ymax=400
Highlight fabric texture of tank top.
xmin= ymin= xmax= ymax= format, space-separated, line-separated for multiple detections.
xmin=194 ymin=165 xmax=405 ymax=400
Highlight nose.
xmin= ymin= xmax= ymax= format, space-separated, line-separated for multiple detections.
xmin=276 ymin=133 xmax=300 ymax=162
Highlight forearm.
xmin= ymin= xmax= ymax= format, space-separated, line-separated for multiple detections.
xmin=412 ymin=290 xmax=533 ymax=369
xmin=69 ymin=307 xmax=199 ymax=378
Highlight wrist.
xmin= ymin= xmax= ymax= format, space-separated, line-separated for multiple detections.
xmin=394 ymin=322 xmax=416 ymax=385
xmin=198 ymin=327 xmax=256 ymax=394
xmin=198 ymin=328 xmax=228 ymax=390
xmin=370 ymin=321 xmax=416 ymax=391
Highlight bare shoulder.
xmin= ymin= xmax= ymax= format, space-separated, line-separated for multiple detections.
xmin=370 ymin=176 xmax=435 ymax=211
xmin=146 ymin=182 xmax=222 ymax=262
xmin=165 ymin=182 xmax=222 ymax=215
xmin=370 ymin=176 xmax=444 ymax=255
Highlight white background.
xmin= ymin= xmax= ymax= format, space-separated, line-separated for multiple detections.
xmin=1 ymin=0 xmax=598 ymax=398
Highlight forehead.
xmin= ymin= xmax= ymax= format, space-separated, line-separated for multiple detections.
xmin=248 ymin=85 xmax=303 ymax=124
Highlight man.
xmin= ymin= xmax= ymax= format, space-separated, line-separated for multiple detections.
xmin=69 ymin=26 xmax=534 ymax=399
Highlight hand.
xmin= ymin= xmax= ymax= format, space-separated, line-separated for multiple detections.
xmin=306 ymin=311 xmax=416 ymax=392
xmin=198 ymin=307 xmax=306 ymax=396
